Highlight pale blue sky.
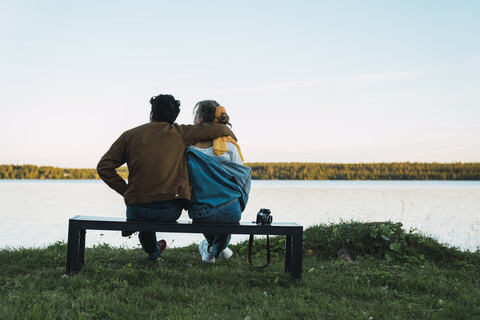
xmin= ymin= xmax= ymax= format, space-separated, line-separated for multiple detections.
xmin=1 ymin=1 xmax=479 ymax=167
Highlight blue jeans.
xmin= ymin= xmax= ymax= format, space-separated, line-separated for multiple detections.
xmin=126 ymin=202 xmax=182 ymax=260
xmin=193 ymin=200 xmax=242 ymax=258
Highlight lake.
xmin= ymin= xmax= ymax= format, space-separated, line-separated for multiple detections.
xmin=0 ymin=180 xmax=479 ymax=251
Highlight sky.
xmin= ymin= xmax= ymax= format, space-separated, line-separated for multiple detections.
xmin=1 ymin=1 xmax=479 ymax=168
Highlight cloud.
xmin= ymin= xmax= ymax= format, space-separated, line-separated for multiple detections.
xmin=207 ymin=70 xmax=424 ymax=94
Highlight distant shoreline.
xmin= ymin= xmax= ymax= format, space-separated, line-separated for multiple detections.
xmin=1 ymin=163 xmax=479 ymax=180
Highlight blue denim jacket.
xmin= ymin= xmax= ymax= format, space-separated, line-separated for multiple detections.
xmin=186 ymin=146 xmax=251 ymax=219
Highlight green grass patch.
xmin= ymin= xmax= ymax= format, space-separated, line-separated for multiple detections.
xmin=1 ymin=222 xmax=479 ymax=319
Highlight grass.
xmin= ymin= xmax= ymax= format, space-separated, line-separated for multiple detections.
xmin=1 ymin=222 xmax=479 ymax=319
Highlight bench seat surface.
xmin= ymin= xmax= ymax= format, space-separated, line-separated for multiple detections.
xmin=71 ymin=215 xmax=301 ymax=227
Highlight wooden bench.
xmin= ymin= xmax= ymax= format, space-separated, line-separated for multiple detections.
xmin=66 ymin=215 xmax=303 ymax=279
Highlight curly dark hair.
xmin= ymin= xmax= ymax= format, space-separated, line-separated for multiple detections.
xmin=193 ymin=100 xmax=231 ymax=127
xmin=150 ymin=94 xmax=180 ymax=124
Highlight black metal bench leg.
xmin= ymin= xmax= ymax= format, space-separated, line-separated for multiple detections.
xmin=291 ymin=230 xmax=303 ymax=279
xmin=79 ymin=229 xmax=86 ymax=268
xmin=285 ymin=235 xmax=292 ymax=274
xmin=66 ymin=221 xmax=81 ymax=274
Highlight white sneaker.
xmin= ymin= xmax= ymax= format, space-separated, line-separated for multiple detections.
xmin=219 ymin=247 xmax=233 ymax=260
xmin=199 ymin=240 xmax=215 ymax=263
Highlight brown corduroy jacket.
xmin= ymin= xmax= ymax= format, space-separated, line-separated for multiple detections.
xmin=97 ymin=121 xmax=237 ymax=205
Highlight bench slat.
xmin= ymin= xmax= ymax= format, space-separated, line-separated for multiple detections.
xmin=70 ymin=215 xmax=302 ymax=235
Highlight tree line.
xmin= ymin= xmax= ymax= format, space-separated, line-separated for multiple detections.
xmin=1 ymin=163 xmax=479 ymax=180
xmin=245 ymin=162 xmax=480 ymax=180
xmin=0 ymin=165 xmax=128 ymax=180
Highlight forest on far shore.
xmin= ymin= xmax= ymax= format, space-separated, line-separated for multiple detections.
xmin=1 ymin=162 xmax=479 ymax=180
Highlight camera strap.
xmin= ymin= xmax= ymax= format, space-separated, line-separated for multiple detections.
xmin=247 ymin=234 xmax=271 ymax=269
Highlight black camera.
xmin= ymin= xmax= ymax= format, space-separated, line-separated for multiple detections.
xmin=256 ymin=208 xmax=273 ymax=225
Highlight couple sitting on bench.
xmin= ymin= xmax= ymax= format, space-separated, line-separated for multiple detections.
xmin=97 ymin=95 xmax=251 ymax=263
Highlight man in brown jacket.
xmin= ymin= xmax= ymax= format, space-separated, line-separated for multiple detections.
xmin=97 ymin=94 xmax=237 ymax=261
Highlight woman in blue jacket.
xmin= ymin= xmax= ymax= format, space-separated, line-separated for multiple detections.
xmin=187 ymin=100 xmax=251 ymax=263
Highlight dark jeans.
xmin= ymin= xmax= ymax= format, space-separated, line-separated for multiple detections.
xmin=126 ymin=201 xmax=183 ymax=260
xmin=193 ymin=199 xmax=242 ymax=258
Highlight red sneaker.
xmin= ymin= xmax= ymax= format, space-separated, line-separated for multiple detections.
xmin=158 ymin=239 xmax=167 ymax=254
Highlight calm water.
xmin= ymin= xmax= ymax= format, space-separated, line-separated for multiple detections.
xmin=0 ymin=180 xmax=479 ymax=251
